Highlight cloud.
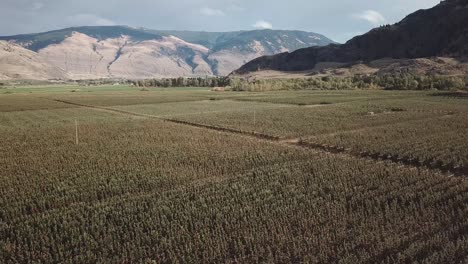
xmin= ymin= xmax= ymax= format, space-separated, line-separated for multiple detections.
xmin=32 ymin=2 xmax=44 ymax=10
xmin=66 ymin=14 xmax=116 ymax=26
xmin=353 ymin=10 xmax=386 ymax=25
xmin=252 ymin=20 xmax=273 ymax=29
xmin=199 ymin=7 xmax=225 ymax=17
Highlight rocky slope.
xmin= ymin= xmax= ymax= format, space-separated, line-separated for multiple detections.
xmin=0 ymin=26 xmax=334 ymax=79
xmin=37 ymin=32 xmax=212 ymax=79
xmin=0 ymin=41 xmax=67 ymax=80
xmin=235 ymin=0 xmax=468 ymax=76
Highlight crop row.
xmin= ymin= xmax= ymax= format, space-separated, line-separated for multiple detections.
xmin=161 ymin=117 xmax=468 ymax=176
xmin=2 ymin=138 xmax=467 ymax=263
xmin=310 ymin=114 xmax=468 ymax=169
xmin=1 ymin=92 xmax=467 ymax=263
xmin=170 ymin=102 xmax=439 ymax=138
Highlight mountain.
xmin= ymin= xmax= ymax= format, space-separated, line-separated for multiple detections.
xmin=0 ymin=41 xmax=67 ymax=80
xmin=0 ymin=26 xmax=334 ymax=79
xmin=235 ymin=0 xmax=468 ymax=76
xmin=0 ymin=26 xmax=163 ymax=52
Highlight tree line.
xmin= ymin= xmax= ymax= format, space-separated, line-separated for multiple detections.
xmin=71 ymin=74 xmax=468 ymax=91
xmin=132 ymin=77 xmax=230 ymax=88
xmin=229 ymin=74 xmax=468 ymax=91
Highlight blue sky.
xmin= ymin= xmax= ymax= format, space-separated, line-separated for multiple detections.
xmin=1 ymin=0 xmax=440 ymax=42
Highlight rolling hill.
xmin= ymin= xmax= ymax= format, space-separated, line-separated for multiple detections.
xmin=0 ymin=26 xmax=334 ymax=79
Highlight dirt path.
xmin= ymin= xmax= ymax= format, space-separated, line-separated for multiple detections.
xmin=53 ymin=98 xmax=467 ymax=177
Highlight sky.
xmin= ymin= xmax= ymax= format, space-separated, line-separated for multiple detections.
xmin=0 ymin=0 xmax=440 ymax=43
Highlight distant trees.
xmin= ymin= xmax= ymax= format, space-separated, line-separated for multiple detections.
xmin=133 ymin=77 xmax=230 ymax=88
xmin=229 ymin=74 xmax=468 ymax=92
xmin=72 ymin=74 xmax=467 ymax=91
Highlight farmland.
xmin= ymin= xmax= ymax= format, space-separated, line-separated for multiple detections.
xmin=0 ymin=86 xmax=467 ymax=263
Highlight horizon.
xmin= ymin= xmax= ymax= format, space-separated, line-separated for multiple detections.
xmin=1 ymin=0 xmax=440 ymax=43
xmin=0 ymin=25 xmax=337 ymax=42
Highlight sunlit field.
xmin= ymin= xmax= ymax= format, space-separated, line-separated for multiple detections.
xmin=1 ymin=86 xmax=467 ymax=263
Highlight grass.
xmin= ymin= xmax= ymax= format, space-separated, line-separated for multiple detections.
xmin=1 ymin=85 xmax=467 ymax=263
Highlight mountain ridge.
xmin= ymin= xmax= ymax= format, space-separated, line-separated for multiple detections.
xmin=234 ymin=0 xmax=468 ymax=76
xmin=0 ymin=26 xmax=335 ymax=79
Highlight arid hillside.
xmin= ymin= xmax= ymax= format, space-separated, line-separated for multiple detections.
xmin=0 ymin=41 xmax=67 ymax=80
xmin=0 ymin=27 xmax=334 ymax=79
xmin=37 ymin=32 xmax=212 ymax=79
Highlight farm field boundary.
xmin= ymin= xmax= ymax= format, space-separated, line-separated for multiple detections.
xmin=163 ymin=119 xmax=468 ymax=177
xmin=52 ymin=98 xmax=467 ymax=177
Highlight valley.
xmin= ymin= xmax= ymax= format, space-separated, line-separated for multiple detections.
xmin=1 ymin=0 xmax=467 ymax=262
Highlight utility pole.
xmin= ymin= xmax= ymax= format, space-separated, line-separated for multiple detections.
xmin=75 ymin=119 xmax=79 ymax=145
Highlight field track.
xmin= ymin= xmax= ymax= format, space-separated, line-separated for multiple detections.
xmin=52 ymin=98 xmax=467 ymax=177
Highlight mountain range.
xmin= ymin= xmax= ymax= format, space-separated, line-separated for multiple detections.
xmin=0 ymin=26 xmax=334 ymax=80
xmin=235 ymin=0 xmax=468 ymax=78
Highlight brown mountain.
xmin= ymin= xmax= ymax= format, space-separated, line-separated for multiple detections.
xmin=235 ymin=0 xmax=468 ymax=75
xmin=0 ymin=41 xmax=67 ymax=80
xmin=0 ymin=27 xmax=334 ymax=80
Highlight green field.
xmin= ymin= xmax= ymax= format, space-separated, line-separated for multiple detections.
xmin=1 ymin=86 xmax=467 ymax=263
